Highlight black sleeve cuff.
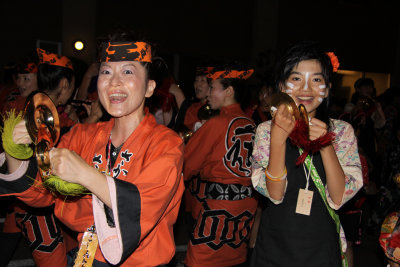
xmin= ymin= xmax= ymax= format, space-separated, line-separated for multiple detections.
xmin=0 ymin=158 xmax=38 ymax=195
xmin=114 ymin=178 xmax=141 ymax=262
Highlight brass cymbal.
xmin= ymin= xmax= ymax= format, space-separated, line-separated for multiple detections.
xmin=270 ymin=92 xmax=309 ymax=131
xmin=36 ymin=139 xmax=51 ymax=171
xmin=270 ymin=91 xmax=300 ymax=120
xmin=24 ymin=92 xmax=60 ymax=146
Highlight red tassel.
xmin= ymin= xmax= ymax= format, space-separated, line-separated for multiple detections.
xmin=289 ymin=120 xmax=309 ymax=149
xmin=288 ymin=120 xmax=336 ymax=165
xmin=310 ymin=132 xmax=336 ymax=153
xmin=295 ymin=151 xmax=309 ymax=166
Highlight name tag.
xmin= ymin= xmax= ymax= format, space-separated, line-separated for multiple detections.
xmin=74 ymin=225 xmax=98 ymax=267
xmin=295 ymin=189 xmax=313 ymax=216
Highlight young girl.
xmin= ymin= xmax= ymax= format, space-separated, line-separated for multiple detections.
xmin=250 ymin=41 xmax=363 ymax=266
xmin=0 ymin=31 xmax=184 ymax=266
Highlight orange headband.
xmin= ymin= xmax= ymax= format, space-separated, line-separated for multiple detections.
xmin=101 ymin=41 xmax=152 ymax=63
xmin=326 ymin=52 xmax=340 ymax=72
xmin=207 ymin=69 xmax=254 ymax=80
xmin=37 ymin=48 xmax=73 ymax=70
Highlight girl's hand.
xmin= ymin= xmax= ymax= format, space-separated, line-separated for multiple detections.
xmin=13 ymin=120 xmax=32 ymax=144
xmin=49 ymin=148 xmax=95 ymax=185
xmin=309 ymin=118 xmax=328 ymax=141
xmin=271 ymin=104 xmax=295 ymax=143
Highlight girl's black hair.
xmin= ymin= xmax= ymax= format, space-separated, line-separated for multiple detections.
xmin=274 ymin=40 xmax=333 ymax=127
xmin=37 ymin=64 xmax=74 ymax=92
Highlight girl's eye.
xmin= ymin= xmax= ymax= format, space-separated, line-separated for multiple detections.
xmin=313 ymin=78 xmax=322 ymax=82
xmin=291 ymin=77 xmax=301 ymax=82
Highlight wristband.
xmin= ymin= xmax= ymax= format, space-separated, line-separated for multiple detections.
xmin=265 ymin=167 xmax=287 ymax=182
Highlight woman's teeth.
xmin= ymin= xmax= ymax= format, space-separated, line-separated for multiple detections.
xmin=109 ymin=93 xmax=127 ymax=100
xmin=297 ymin=96 xmax=313 ymax=101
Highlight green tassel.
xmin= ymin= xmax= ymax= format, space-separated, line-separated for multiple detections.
xmin=1 ymin=110 xmax=88 ymax=196
xmin=43 ymin=175 xmax=88 ymax=196
xmin=1 ymin=110 xmax=33 ymax=159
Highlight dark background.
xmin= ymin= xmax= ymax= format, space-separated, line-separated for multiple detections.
xmin=0 ymin=0 xmax=399 ymax=91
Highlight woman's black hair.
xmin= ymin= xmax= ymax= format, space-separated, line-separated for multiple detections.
xmin=37 ymin=64 xmax=74 ymax=92
xmin=214 ymin=61 xmax=253 ymax=110
xmin=220 ymin=78 xmax=246 ymax=104
xmin=274 ymin=40 xmax=333 ymax=127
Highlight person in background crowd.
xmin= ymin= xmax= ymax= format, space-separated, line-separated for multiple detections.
xmin=251 ymin=77 xmax=274 ymax=126
xmin=2 ymin=60 xmax=38 ymax=114
xmin=183 ymin=67 xmax=213 ymax=131
xmin=0 ymin=62 xmax=18 ymax=114
xmin=184 ymin=63 xmax=257 ymax=266
xmin=1 ymin=53 xmax=76 ymax=267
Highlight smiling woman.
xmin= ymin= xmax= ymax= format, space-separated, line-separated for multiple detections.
xmin=98 ymin=60 xmax=155 ymax=123
xmin=0 ymin=30 xmax=185 ymax=267
xmin=283 ymin=59 xmax=329 ymax=118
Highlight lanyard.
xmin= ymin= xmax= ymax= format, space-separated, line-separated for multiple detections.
xmin=302 ymin=154 xmax=313 ymax=191
xmin=106 ymin=136 xmax=112 ymax=176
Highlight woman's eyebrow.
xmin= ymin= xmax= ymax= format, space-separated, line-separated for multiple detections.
xmin=122 ymin=63 xmax=136 ymax=68
xmin=290 ymin=71 xmax=302 ymax=75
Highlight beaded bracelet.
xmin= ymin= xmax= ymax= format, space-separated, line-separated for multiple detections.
xmin=265 ymin=167 xmax=287 ymax=182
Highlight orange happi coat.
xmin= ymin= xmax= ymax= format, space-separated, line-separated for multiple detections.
xmin=184 ymin=103 xmax=258 ymax=267
xmin=0 ymin=111 xmax=184 ymax=266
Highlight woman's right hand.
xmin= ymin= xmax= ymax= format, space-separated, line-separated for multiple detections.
xmin=270 ymin=104 xmax=295 ymax=144
xmin=13 ymin=120 xmax=32 ymax=145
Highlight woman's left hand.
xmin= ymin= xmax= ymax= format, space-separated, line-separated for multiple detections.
xmin=49 ymin=148 xmax=94 ymax=185
xmin=309 ymin=118 xmax=328 ymax=141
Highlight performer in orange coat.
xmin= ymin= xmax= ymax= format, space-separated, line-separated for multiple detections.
xmin=1 ymin=59 xmax=76 ymax=267
xmin=184 ymin=65 xmax=257 ymax=266
xmin=1 ymin=31 xmax=184 ymax=266
xmin=1 ymin=61 xmax=38 ymax=114
xmin=183 ymin=67 xmax=213 ymax=132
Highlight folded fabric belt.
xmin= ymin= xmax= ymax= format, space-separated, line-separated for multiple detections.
xmin=188 ymin=177 xmax=253 ymax=201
